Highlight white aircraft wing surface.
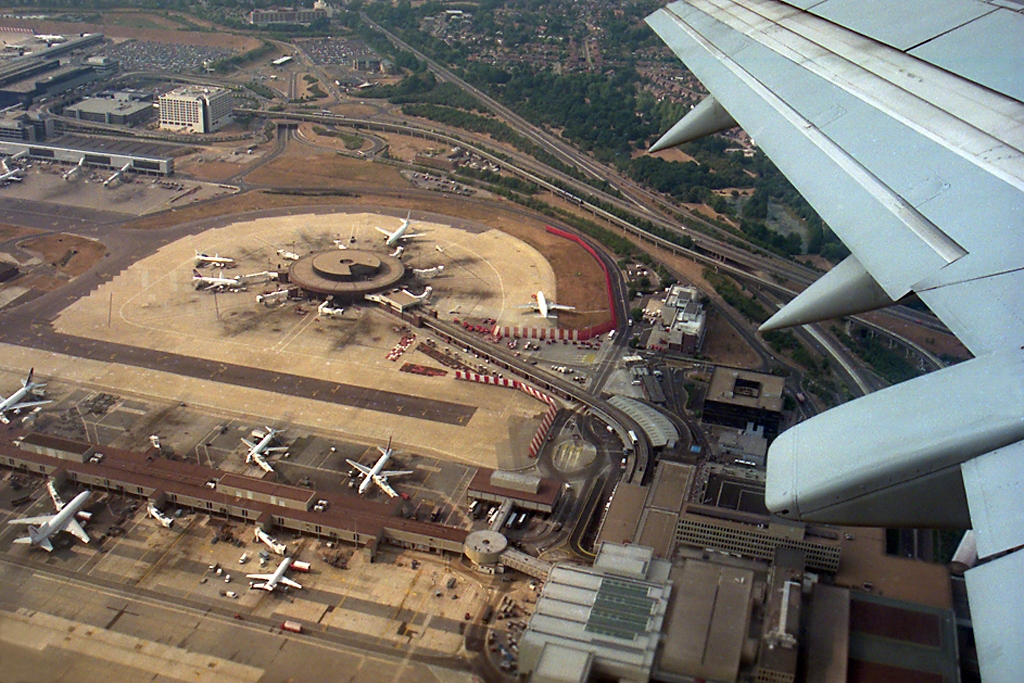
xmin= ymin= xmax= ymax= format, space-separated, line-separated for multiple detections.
xmin=646 ymin=1 xmax=1024 ymax=681
xmin=346 ymin=459 xmax=373 ymax=475
xmin=64 ymin=518 xmax=90 ymax=543
xmin=380 ymin=469 xmax=413 ymax=478
xmin=6 ymin=399 xmax=50 ymax=411
xmin=7 ymin=515 xmax=54 ymax=526
xmin=279 ymin=577 xmax=302 ymax=590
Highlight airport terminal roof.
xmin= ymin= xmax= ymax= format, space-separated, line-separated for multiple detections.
xmin=37 ymin=134 xmax=181 ymax=160
xmin=520 ymin=544 xmax=671 ymax=682
xmin=468 ymin=467 xmax=560 ymax=508
xmin=65 ymin=97 xmax=153 ymax=116
xmin=607 ymin=395 xmax=679 ymax=448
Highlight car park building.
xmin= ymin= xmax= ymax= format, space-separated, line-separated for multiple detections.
xmin=65 ymin=91 xmax=154 ymax=126
xmin=159 ymin=85 xmax=233 ymax=134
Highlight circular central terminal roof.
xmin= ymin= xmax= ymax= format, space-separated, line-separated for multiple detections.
xmin=288 ymin=249 xmax=405 ymax=299
xmin=464 ymin=529 xmax=508 ymax=565
xmin=312 ymin=251 xmax=381 ymax=280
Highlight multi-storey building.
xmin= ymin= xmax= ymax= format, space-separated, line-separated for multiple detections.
xmin=158 ymin=86 xmax=233 ymax=134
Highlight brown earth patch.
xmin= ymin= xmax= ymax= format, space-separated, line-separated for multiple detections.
xmin=384 ymin=134 xmax=448 ymax=163
xmin=700 ymin=308 xmax=763 ymax=369
xmin=19 ymin=234 xmax=106 ymax=278
xmin=180 ymin=160 xmax=246 ymax=183
xmin=298 ymin=123 xmax=368 ymax=153
xmin=244 ymin=146 xmax=404 ymax=188
xmin=638 ymin=147 xmax=698 ymax=164
xmin=0 ymin=224 xmax=42 ymax=243
xmin=332 ymin=103 xmax=382 ymax=118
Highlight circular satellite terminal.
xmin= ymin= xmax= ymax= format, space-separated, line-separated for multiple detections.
xmin=288 ymin=249 xmax=405 ymax=300
xmin=464 ymin=529 xmax=508 ymax=566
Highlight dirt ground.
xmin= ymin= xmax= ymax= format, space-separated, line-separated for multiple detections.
xmin=385 ymin=134 xmax=449 ymax=163
xmin=0 ymin=224 xmax=41 ymax=244
xmin=244 ymin=146 xmax=405 ymax=189
xmin=296 ymin=123 xmax=369 ymax=154
xmin=699 ymin=308 xmax=764 ymax=369
xmin=18 ymin=234 xmax=107 ymax=278
xmin=178 ymin=160 xmax=246 ymax=183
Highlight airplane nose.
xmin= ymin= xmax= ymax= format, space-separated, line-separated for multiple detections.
xmin=765 ymin=428 xmax=799 ymax=518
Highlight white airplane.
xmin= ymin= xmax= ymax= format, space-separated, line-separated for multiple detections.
xmin=346 ymin=438 xmax=413 ymax=498
xmin=247 ymin=556 xmax=302 ymax=592
xmin=192 ymin=269 xmax=243 ymax=292
xmin=522 ymin=291 xmax=575 ymax=318
xmin=277 ymin=249 xmax=300 ymax=261
xmin=195 ymin=250 xmax=235 ymax=268
xmin=254 ymin=527 xmax=287 ymax=556
xmin=317 ymin=300 xmax=345 ymax=318
xmin=0 ymin=368 xmax=51 ymax=424
xmin=8 ymin=490 xmax=91 ymax=551
xmin=645 ymin=0 xmax=1024 ymax=678
xmin=0 ymin=169 xmax=21 ymax=183
xmin=35 ymin=34 xmax=65 ymax=44
xmin=242 ymin=427 xmax=288 ymax=474
xmin=376 ymin=212 xmax=426 ymax=247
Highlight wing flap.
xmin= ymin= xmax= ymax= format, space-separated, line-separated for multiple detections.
xmin=280 ymin=577 xmax=302 ymax=590
xmin=964 ymin=549 xmax=1024 ymax=683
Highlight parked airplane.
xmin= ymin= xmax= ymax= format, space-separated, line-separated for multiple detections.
xmin=46 ymin=480 xmax=92 ymax=522
xmin=35 ymin=34 xmax=66 ymax=44
xmin=0 ymin=368 xmax=51 ymax=424
xmin=277 ymin=249 xmax=300 ymax=261
xmin=242 ymin=427 xmax=288 ymax=474
xmin=8 ymin=490 xmax=91 ymax=551
xmin=376 ymin=212 xmax=426 ymax=247
xmin=247 ymin=556 xmax=302 ymax=592
xmin=317 ymin=300 xmax=345 ymax=318
xmin=192 ymin=269 xmax=243 ymax=292
xmin=194 ymin=250 xmax=235 ymax=268
xmin=346 ymin=438 xmax=413 ymax=497
xmin=0 ymin=169 xmax=22 ymax=184
xmin=522 ymin=291 xmax=575 ymax=318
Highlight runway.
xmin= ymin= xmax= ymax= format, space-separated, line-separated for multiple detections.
xmin=1 ymin=330 xmax=477 ymax=426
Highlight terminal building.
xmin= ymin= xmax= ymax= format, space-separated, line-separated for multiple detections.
xmin=248 ymin=1 xmax=335 ymax=25
xmin=159 ymin=85 xmax=233 ymax=134
xmin=0 ymin=134 xmax=175 ymax=175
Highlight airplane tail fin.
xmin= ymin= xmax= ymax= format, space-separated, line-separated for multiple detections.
xmin=193 ymin=269 xmax=202 ymax=278
xmin=23 ymin=367 xmax=33 ymax=386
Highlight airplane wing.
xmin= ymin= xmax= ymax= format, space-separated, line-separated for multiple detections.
xmin=63 ymin=518 xmax=90 ymax=544
xmin=402 ymin=232 xmax=427 ymax=239
xmin=346 ymin=459 xmax=372 ymax=476
xmin=246 ymin=572 xmax=274 ymax=581
xmin=264 ymin=446 xmax=289 ymax=452
xmin=280 ymin=577 xmax=302 ymax=590
xmin=372 ymin=475 xmax=399 ymax=498
xmin=380 ymin=470 xmax=413 ymax=478
xmin=374 ymin=227 xmax=394 ymax=238
xmin=645 ymin=2 xmax=1024 ymax=681
xmin=8 ymin=514 xmax=55 ymax=526
xmin=549 ymin=304 xmax=575 ymax=312
xmin=241 ymin=439 xmax=257 ymax=449
xmin=8 ymin=399 xmax=51 ymax=412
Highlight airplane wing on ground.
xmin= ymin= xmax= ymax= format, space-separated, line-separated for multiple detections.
xmin=346 ymin=459 xmax=372 ymax=476
xmin=6 ymin=399 xmax=50 ymax=412
xmin=245 ymin=572 xmax=274 ymax=581
xmin=8 ymin=515 xmax=55 ymax=526
xmin=63 ymin=518 xmax=90 ymax=544
xmin=374 ymin=227 xmax=394 ymax=237
xmin=380 ymin=470 xmax=413 ymax=478
xmin=645 ymin=1 xmax=1024 ymax=681
xmin=279 ymin=577 xmax=302 ymax=590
